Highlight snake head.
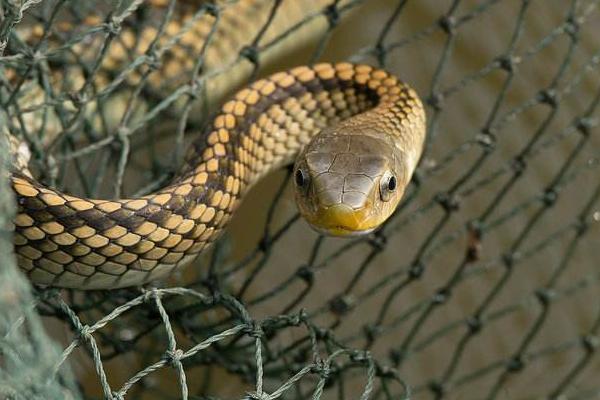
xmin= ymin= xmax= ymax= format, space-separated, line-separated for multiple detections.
xmin=293 ymin=131 xmax=408 ymax=237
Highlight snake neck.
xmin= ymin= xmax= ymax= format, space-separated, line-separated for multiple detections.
xmin=182 ymin=63 xmax=425 ymax=189
xmin=10 ymin=63 xmax=424 ymax=289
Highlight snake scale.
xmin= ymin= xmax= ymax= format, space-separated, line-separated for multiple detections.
xmin=5 ymin=1 xmax=426 ymax=290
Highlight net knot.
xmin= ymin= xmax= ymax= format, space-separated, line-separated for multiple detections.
xmin=68 ymin=90 xmax=90 ymax=109
xmin=141 ymin=288 xmax=159 ymax=303
xmin=432 ymin=288 xmax=450 ymax=305
xmin=368 ymin=230 xmax=387 ymax=251
xmin=36 ymin=287 xmax=61 ymax=302
xmin=476 ymin=128 xmax=497 ymax=152
xmin=329 ymin=295 xmax=355 ymax=316
xmin=506 ymin=356 xmax=525 ymax=372
xmin=466 ymin=316 xmax=482 ymax=334
xmin=428 ymin=381 xmax=446 ymax=396
xmin=541 ymin=188 xmax=558 ymax=207
xmin=111 ymin=392 xmax=125 ymax=400
xmin=104 ymin=18 xmax=122 ymax=36
xmin=203 ymin=2 xmax=220 ymax=17
xmin=296 ymin=265 xmax=314 ymax=284
xmin=435 ymin=192 xmax=460 ymax=213
xmin=581 ymin=335 xmax=599 ymax=353
xmin=77 ymin=324 xmax=93 ymax=342
xmin=511 ymin=156 xmax=527 ymax=176
xmin=297 ymin=308 xmax=308 ymax=323
xmin=313 ymin=359 xmax=332 ymax=379
xmin=349 ymin=350 xmax=370 ymax=364
xmin=389 ymin=349 xmax=406 ymax=365
xmin=324 ymin=4 xmax=340 ymax=27
xmin=26 ymin=49 xmax=47 ymax=66
xmin=466 ymin=220 xmax=483 ymax=255
xmin=374 ymin=43 xmax=387 ymax=65
xmin=364 ymin=324 xmax=381 ymax=342
xmin=240 ymin=46 xmax=259 ymax=65
xmin=438 ymin=15 xmax=456 ymax=35
xmin=144 ymin=52 xmax=162 ymax=72
xmin=574 ymin=218 xmax=589 ymax=237
xmin=409 ymin=261 xmax=425 ymax=279
xmin=535 ymin=288 xmax=555 ymax=306
xmin=187 ymin=78 xmax=204 ymax=100
xmin=245 ymin=322 xmax=263 ymax=339
xmin=117 ymin=126 xmax=131 ymax=141
xmin=426 ymin=92 xmax=444 ymax=111
xmin=502 ymin=252 xmax=520 ymax=270
xmin=538 ymin=89 xmax=559 ymax=108
xmin=576 ymin=117 xmax=593 ymax=137
xmin=496 ymin=55 xmax=520 ymax=73
xmin=258 ymin=235 xmax=271 ymax=252
xmin=165 ymin=348 xmax=184 ymax=366
xmin=314 ymin=327 xmax=330 ymax=341
xmin=565 ymin=15 xmax=580 ymax=39
xmin=245 ymin=392 xmax=270 ymax=400
xmin=376 ymin=365 xmax=395 ymax=378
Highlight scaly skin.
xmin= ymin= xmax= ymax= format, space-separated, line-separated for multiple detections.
xmin=6 ymin=2 xmax=425 ymax=289
xmin=10 ymin=63 xmax=425 ymax=289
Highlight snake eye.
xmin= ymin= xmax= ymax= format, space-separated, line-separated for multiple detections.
xmin=380 ymin=171 xmax=397 ymax=202
xmin=387 ymin=175 xmax=397 ymax=191
xmin=295 ymin=168 xmax=309 ymax=189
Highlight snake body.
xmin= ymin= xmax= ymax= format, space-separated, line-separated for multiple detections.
xmin=6 ymin=0 xmax=344 ymax=145
xmin=6 ymin=4 xmax=426 ymax=290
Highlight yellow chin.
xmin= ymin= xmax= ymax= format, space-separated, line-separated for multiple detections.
xmin=310 ymin=224 xmax=377 ymax=237
xmin=305 ymin=204 xmax=382 ymax=237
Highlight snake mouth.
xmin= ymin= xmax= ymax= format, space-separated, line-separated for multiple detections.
xmin=308 ymin=224 xmax=377 ymax=237
xmin=304 ymin=203 xmax=379 ymax=237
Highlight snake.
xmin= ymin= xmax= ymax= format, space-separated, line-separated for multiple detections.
xmin=5 ymin=2 xmax=426 ymax=290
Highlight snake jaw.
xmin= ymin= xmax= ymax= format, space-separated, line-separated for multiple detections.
xmin=309 ymin=224 xmax=377 ymax=237
xmin=302 ymin=202 xmax=384 ymax=237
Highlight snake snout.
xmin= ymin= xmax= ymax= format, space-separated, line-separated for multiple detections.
xmin=310 ymin=203 xmax=376 ymax=237
xmin=300 ymin=172 xmax=379 ymax=236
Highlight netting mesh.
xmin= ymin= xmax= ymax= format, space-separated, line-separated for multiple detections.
xmin=1 ymin=0 xmax=600 ymax=399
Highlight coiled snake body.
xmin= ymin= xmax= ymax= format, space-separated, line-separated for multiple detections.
xmin=7 ymin=4 xmax=426 ymax=290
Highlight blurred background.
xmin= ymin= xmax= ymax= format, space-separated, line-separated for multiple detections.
xmin=1 ymin=0 xmax=599 ymax=399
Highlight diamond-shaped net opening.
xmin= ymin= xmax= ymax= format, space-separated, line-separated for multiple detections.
xmin=1 ymin=1 xmax=599 ymax=399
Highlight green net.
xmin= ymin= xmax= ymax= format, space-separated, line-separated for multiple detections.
xmin=1 ymin=0 xmax=600 ymax=399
